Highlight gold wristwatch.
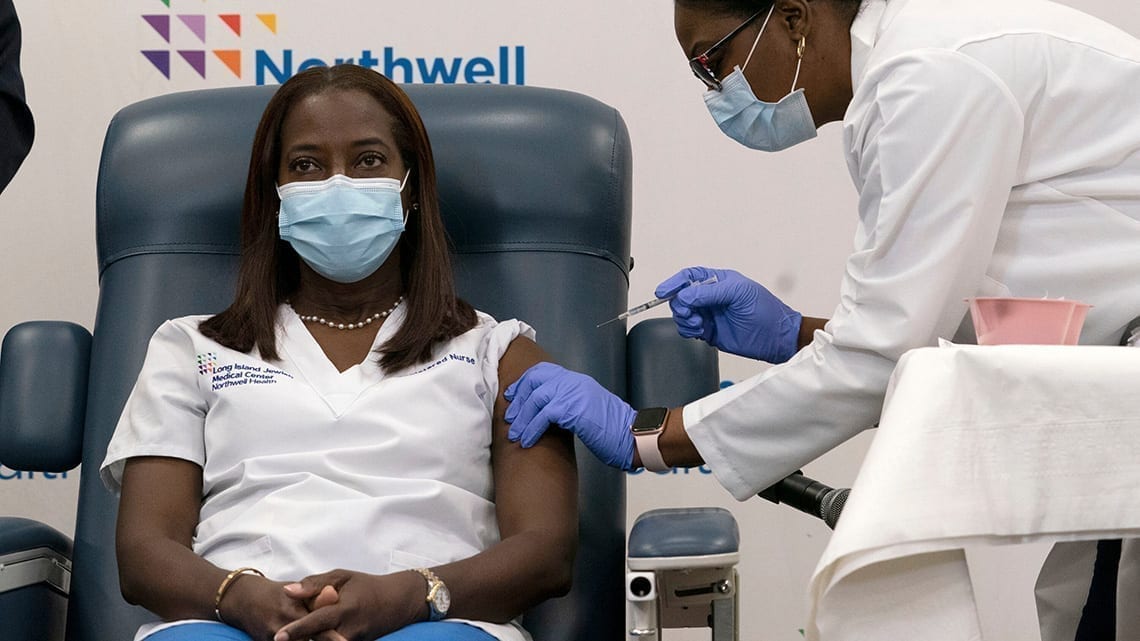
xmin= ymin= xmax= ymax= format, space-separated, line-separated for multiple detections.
xmin=412 ymin=568 xmax=451 ymax=621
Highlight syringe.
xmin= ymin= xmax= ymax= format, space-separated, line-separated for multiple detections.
xmin=596 ymin=275 xmax=719 ymax=328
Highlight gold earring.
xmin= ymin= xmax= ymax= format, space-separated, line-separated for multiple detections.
xmin=797 ymin=37 xmax=806 ymax=59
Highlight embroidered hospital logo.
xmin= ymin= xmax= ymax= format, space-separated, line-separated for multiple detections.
xmin=210 ymin=363 xmax=294 ymax=391
xmin=197 ymin=352 xmax=219 ymax=376
xmin=408 ymin=352 xmax=478 ymax=376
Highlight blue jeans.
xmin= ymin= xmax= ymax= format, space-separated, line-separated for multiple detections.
xmin=144 ymin=621 xmax=497 ymax=641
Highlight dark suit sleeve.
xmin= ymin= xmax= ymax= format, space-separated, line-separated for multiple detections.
xmin=0 ymin=0 xmax=34 ymax=193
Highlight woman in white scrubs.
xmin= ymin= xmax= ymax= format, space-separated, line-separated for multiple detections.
xmin=100 ymin=65 xmax=577 ymax=641
xmin=505 ymin=0 xmax=1140 ymax=638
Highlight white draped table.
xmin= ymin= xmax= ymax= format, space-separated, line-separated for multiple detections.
xmin=807 ymin=345 xmax=1140 ymax=641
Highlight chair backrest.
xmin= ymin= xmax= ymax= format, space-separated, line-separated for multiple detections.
xmin=76 ymin=84 xmax=632 ymax=641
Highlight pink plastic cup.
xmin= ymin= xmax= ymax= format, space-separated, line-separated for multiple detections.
xmin=967 ymin=297 xmax=1091 ymax=346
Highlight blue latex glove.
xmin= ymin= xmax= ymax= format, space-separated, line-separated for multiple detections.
xmin=656 ymin=266 xmax=802 ymax=363
xmin=505 ymin=362 xmax=637 ymax=471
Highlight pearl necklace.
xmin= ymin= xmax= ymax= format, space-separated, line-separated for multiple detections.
xmin=290 ymin=296 xmax=403 ymax=330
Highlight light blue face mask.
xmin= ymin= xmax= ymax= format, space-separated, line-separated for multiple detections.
xmin=277 ymin=172 xmax=410 ymax=284
xmin=703 ymin=6 xmax=818 ymax=152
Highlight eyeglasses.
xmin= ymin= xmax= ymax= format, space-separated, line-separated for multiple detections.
xmin=687 ymin=6 xmax=769 ymax=91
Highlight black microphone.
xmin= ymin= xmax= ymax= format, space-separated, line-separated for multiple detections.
xmin=758 ymin=471 xmax=850 ymax=530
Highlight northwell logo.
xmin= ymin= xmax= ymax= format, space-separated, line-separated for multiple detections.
xmin=141 ymin=1 xmax=276 ymax=80
xmin=139 ymin=1 xmax=526 ymax=85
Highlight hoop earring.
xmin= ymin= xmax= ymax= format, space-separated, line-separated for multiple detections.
xmin=791 ymin=37 xmax=806 ymax=91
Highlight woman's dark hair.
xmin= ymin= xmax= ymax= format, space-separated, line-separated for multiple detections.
xmin=676 ymin=0 xmax=864 ymax=23
xmin=200 ymin=64 xmax=477 ymax=373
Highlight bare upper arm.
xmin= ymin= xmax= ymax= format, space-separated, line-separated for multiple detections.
xmin=116 ymin=456 xmax=204 ymax=556
xmin=490 ymin=336 xmax=578 ymax=541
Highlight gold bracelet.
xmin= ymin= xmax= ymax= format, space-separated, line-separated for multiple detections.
xmin=214 ymin=567 xmax=264 ymax=623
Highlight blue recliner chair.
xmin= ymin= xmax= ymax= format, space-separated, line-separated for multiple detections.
xmin=0 ymin=83 xmax=724 ymax=640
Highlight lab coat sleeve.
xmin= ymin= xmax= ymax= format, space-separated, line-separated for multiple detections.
xmin=684 ymin=50 xmax=1025 ymax=500
xmin=476 ymin=316 xmax=537 ymax=415
xmin=100 ymin=320 xmax=209 ymax=493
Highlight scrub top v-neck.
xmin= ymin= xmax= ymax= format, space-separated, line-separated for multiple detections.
xmin=279 ymin=302 xmax=403 ymax=417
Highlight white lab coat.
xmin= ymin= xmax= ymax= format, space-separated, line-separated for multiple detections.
xmin=684 ymin=1 xmax=1140 ymax=637
xmin=101 ymin=305 xmax=534 ymax=641
xmin=684 ymin=0 xmax=1140 ymax=501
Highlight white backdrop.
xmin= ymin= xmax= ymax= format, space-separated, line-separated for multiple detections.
xmin=1 ymin=1 xmax=1137 ymax=639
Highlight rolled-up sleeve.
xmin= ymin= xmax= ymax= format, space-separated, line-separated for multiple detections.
xmin=477 ymin=316 xmax=536 ymax=415
xmin=685 ymin=50 xmax=1025 ymax=499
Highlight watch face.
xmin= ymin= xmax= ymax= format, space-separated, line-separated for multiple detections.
xmin=433 ymin=583 xmax=451 ymax=613
xmin=631 ymin=407 xmax=668 ymax=433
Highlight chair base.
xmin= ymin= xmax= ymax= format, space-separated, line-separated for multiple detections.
xmin=626 ymin=567 xmax=738 ymax=641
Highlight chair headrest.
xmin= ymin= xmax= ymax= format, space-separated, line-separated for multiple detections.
xmin=96 ymin=84 xmax=632 ymax=278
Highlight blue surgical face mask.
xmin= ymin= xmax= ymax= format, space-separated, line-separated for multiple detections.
xmin=703 ymin=7 xmax=818 ymax=152
xmin=277 ymin=172 xmax=410 ymax=284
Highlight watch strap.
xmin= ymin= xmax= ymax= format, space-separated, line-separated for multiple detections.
xmin=632 ymin=409 xmax=670 ymax=473
xmin=634 ymin=430 xmax=669 ymax=472
xmin=412 ymin=567 xmax=448 ymax=621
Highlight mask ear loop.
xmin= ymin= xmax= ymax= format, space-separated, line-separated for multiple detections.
xmin=401 ymin=165 xmax=419 ymax=221
xmin=791 ymin=37 xmax=805 ymax=92
xmin=740 ymin=4 xmax=775 ymax=72
xmin=399 ymin=169 xmax=416 ymax=223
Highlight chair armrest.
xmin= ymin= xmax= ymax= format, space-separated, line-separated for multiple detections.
xmin=0 ymin=517 xmax=71 ymax=641
xmin=0 ymin=321 xmax=91 ymax=472
xmin=627 ymin=508 xmax=741 ymax=637
xmin=0 ymin=517 xmax=73 ymax=595
xmin=628 ymin=507 xmax=740 ymax=571
xmin=627 ymin=318 xmax=719 ymax=409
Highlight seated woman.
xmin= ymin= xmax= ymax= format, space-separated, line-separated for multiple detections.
xmin=99 ymin=64 xmax=577 ymax=641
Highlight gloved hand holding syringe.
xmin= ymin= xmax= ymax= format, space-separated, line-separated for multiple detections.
xmin=597 ymin=275 xmax=719 ymax=328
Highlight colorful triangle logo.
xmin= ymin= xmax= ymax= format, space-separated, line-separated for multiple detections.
xmin=141 ymin=8 xmax=276 ymax=82
xmin=219 ymin=14 xmax=241 ymax=37
xmin=214 ymin=50 xmax=242 ymax=78
xmin=178 ymin=50 xmax=207 ymax=79
xmin=256 ymin=14 xmax=277 ymax=34
xmin=142 ymin=50 xmax=171 ymax=79
xmin=142 ymin=15 xmax=170 ymax=43
xmin=178 ymin=15 xmax=207 ymax=44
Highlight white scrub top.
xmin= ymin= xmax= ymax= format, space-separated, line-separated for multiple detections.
xmin=101 ymin=304 xmax=535 ymax=641
xmin=685 ymin=0 xmax=1140 ymax=500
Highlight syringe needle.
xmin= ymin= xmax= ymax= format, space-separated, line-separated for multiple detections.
xmin=596 ymin=274 xmax=719 ymax=329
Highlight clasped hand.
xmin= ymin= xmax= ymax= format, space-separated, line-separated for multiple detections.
xmin=224 ymin=568 xmax=425 ymax=641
